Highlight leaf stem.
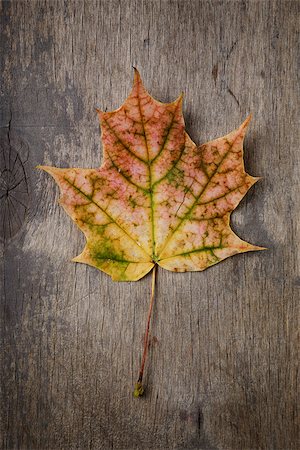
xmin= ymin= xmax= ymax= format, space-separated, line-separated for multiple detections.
xmin=133 ymin=264 xmax=157 ymax=397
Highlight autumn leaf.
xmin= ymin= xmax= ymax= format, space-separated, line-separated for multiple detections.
xmin=38 ymin=69 xmax=263 ymax=282
xmin=38 ymin=69 xmax=264 ymax=396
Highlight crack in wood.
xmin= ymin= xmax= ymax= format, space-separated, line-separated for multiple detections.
xmin=0 ymin=118 xmax=29 ymax=241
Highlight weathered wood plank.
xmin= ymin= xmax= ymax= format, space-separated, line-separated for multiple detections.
xmin=1 ymin=1 xmax=299 ymax=449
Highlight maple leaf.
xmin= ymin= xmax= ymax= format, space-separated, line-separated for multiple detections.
xmin=38 ymin=70 xmax=264 ymax=396
xmin=38 ymin=69 xmax=263 ymax=282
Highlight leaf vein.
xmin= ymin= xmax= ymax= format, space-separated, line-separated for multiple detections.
xmin=64 ymin=177 xmax=151 ymax=258
xmin=157 ymin=138 xmax=238 ymax=257
xmin=103 ymin=118 xmax=148 ymax=165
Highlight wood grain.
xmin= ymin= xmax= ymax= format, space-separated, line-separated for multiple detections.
xmin=0 ymin=1 xmax=299 ymax=449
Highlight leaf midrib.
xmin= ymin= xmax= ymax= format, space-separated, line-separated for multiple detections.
xmin=135 ymin=90 xmax=182 ymax=260
xmin=135 ymin=89 xmax=156 ymax=260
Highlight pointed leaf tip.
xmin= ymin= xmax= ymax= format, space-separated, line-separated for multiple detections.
xmin=37 ymin=165 xmax=56 ymax=175
xmin=96 ymin=108 xmax=105 ymax=119
xmin=36 ymin=165 xmax=50 ymax=173
xmin=133 ymin=67 xmax=142 ymax=85
xmin=176 ymin=92 xmax=184 ymax=104
xmin=241 ymin=114 xmax=252 ymax=129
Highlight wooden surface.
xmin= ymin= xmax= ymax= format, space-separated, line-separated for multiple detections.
xmin=1 ymin=1 xmax=299 ymax=449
